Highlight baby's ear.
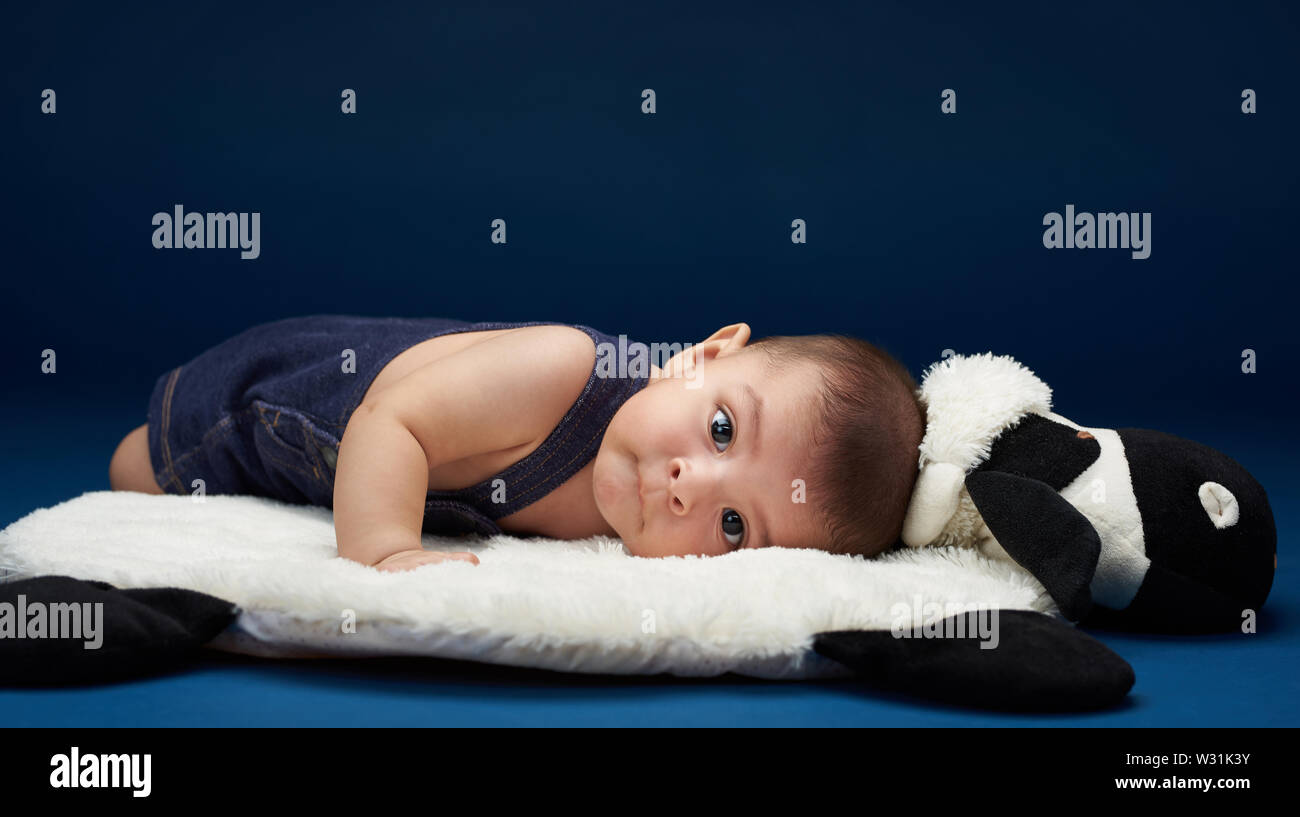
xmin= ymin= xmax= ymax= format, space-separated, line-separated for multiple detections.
xmin=697 ymin=322 xmax=751 ymax=359
xmin=661 ymin=323 xmax=751 ymax=379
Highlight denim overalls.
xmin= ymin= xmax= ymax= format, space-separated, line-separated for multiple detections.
xmin=146 ymin=315 xmax=649 ymax=536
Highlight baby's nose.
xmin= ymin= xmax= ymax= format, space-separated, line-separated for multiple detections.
xmin=667 ymin=458 xmax=694 ymax=516
xmin=668 ymin=457 xmax=718 ymax=516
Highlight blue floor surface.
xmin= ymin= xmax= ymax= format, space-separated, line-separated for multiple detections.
xmin=2 ymin=402 xmax=1296 ymax=727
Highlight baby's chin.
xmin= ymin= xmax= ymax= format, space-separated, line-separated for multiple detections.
xmin=597 ymin=502 xmax=632 ymax=552
xmin=591 ymin=447 xmax=643 ymax=544
xmin=601 ymin=504 xmax=641 ymax=556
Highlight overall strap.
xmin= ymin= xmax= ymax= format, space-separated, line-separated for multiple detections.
xmin=423 ymin=323 xmax=650 ymax=528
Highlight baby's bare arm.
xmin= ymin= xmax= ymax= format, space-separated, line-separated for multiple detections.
xmin=333 ymin=404 xmax=430 ymax=566
xmin=332 ymin=325 xmax=596 ymax=568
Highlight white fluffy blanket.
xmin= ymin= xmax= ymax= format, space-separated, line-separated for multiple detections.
xmin=0 ymin=491 xmax=1057 ymax=679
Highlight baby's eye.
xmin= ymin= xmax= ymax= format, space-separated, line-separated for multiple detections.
xmin=721 ymin=509 xmax=745 ymax=547
xmin=710 ymin=407 xmax=733 ymax=452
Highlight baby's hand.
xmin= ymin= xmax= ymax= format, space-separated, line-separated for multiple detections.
xmin=373 ymin=549 xmax=480 ymax=572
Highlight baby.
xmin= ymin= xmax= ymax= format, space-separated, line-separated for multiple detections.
xmin=109 ymin=315 xmax=925 ymax=572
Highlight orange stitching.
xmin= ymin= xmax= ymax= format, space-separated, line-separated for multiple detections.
xmin=161 ymin=414 xmax=236 ymax=473
xmin=259 ymin=447 xmax=321 ymax=482
xmin=159 ymin=367 xmax=185 ymax=493
xmin=475 ymin=376 xmax=626 ymax=504
xmin=481 ymin=374 xmax=603 ymax=490
xmin=254 ymin=403 xmax=330 ymax=488
xmin=303 ymin=423 xmax=321 ymax=481
xmin=508 ymin=422 xmax=608 ymax=503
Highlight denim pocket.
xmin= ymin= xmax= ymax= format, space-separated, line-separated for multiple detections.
xmin=249 ymin=400 xmax=339 ymax=505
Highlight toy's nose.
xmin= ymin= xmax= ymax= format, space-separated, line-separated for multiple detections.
xmin=1198 ymin=481 xmax=1240 ymax=529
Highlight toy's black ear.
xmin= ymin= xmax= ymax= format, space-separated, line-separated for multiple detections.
xmin=965 ymin=470 xmax=1100 ymax=622
xmin=814 ymin=610 xmax=1134 ymax=711
xmin=979 ymin=412 xmax=1102 ymax=488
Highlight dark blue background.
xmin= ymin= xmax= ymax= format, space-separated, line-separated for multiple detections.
xmin=1 ymin=1 xmax=1295 ymax=725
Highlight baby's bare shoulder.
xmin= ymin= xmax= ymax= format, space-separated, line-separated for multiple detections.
xmin=491 ymin=325 xmax=596 ymax=417
xmin=505 ymin=324 xmax=596 ymax=360
xmin=361 ymin=325 xmax=597 ymax=465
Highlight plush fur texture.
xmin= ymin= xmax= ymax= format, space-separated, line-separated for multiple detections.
xmin=903 ymin=353 xmax=1053 ymax=549
xmin=0 ymin=491 xmax=1056 ymax=679
xmin=900 ymin=353 xmax=1151 ymax=601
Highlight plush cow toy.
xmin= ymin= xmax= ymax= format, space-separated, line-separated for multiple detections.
xmin=898 ymin=352 xmax=1277 ymax=633
xmin=811 ymin=351 xmax=1276 ymax=711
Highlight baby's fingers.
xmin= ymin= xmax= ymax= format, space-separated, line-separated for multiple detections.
xmin=438 ymin=552 xmax=480 ymax=565
xmin=374 ymin=550 xmax=480 ymax=572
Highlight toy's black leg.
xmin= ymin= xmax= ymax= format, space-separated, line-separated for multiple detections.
xmin=965 ymin=470 xmax=1101 ymax=621
xmin=813 ymin=609 xmax=1135 ymax=711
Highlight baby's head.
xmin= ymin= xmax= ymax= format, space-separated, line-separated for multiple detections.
xmin=592 ymin=323 xmax=925 ymax=559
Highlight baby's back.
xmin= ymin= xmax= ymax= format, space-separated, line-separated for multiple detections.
xmin=145 ymin=315 xmax=625 ymax=540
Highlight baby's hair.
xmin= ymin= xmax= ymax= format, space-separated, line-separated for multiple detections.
xmin=748 ymin=334 xmax=926 ymax=558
